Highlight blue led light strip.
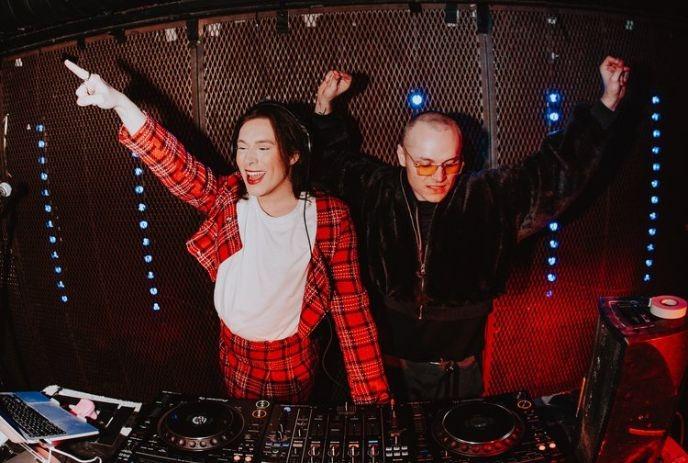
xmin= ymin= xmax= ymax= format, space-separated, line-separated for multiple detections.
xmin=35 ymin=124 xmax=69 ymax=303
xmin=643 ymin=95 xmax=662 ymax=283
xmin=544 ymin=90 xmax=563 ymax=297
xmin=131 ymin=152 xmax=161 ymax=311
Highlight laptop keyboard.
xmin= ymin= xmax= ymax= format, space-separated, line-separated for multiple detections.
xmin=0 ymin=395 xmax=66 ymax=438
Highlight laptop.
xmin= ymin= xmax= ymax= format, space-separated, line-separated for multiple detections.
xmin=0 ymin=391 xmax=98 ymax=444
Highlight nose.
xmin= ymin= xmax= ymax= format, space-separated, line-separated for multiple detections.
xmin=432 ymin=165 xmax=447 ymax=182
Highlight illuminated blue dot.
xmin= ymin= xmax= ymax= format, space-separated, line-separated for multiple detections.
xmin=649 ymin=212 xmax=657 ymax=221
xmin=50 ymin=251 xmax=59 ymax=259
xmin=548 ymin=222 xmax=559 ymax=232
xmin=138 ymin=203 xmax=147 ymax=212
xmin=643 ymin=273 xmax=651 ymax=282
xmin=147 ymin=271 xmax=155 ymax=280
xmin=152 ymin=302 xmax=161 ymax=311
xmin=548 ymin=112 xmax=560 ymax=122
xmin=651 ymin=96 xmax=660 ymax=104
xmin=652 ymin=147 xmax=660 ymax=155
xmin=545 ymin=290 xmax=553 ymax=298
xmin=645 ymin=259 xmax=653 ymax=267
xmin=547 ymin=257 xmax=557 ymax=266
xmin=651 ymin=113 xmax=660 ymax=121
xmin=651 ymin=180 xmax=659 ymax=188
xmin=44 ymin=204 xmax=52 ymax=213
xmin=652 ymin=163 xmax=660 ymax=171
xmin=57 ymin=281 xmax=65 ymax=289
xmin=60 ymin=295 xmax=68 ymax=303
xmin=54 ymin=266 xmax=62 ymax=274
xmin=648 ymin=228 xmax=657 ymax=236
xmin=646 ymin=243 xmax=654 ymax=252
xmin=134 ymin=167 xmax=144 ymax=176
xmin=547 ymin=92 xmax=561 ymax=104
xmin=139 ymin=220 xmax=148 ymax=229
xmin=650 ymin=196 xmax=659 ymax=204
xmin=38 ymin=140 xmax=46 ymax=148
xmin=48 ymin=236 xmax=57 ymax=244
xmin=38 ymin=156 xmax=46 ymax=164
xmin=549 ymin=239 xmax=559 ymax=249
xmin=135 ymin=185 xmax=144 ymax=194
xmin=144 ymin=254 xmax=153 ymax=263
xmin=150 ymin=287 xmax=158 ymax=296
xmin=652 ymin=130 xmax=661 ymax=138
xmin=547 ymin=273 xmax=557 ymax=282
xmin=408 ymin=90 xmax=425 ymax=109
xmin=41 ymin=189 xmax=50 ymax=197
xmin=36 ymin=124 xmax=45 ymax=132
xmin=45 ymin=220 xmax=54 ymax=228
xmin=142 ymin=238 xmax=150 ymax=246
xmin=40 ymin=173 xmax=48 ymax=181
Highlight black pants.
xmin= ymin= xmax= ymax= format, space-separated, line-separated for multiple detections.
xmin=385 ymin=357 xmax=483 ymax=402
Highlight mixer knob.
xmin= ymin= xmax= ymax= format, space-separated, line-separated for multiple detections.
xmin=308 ymin=444 xmax=322 ymax=457
xmin=327 ymin=445 xmax=340 ymax=457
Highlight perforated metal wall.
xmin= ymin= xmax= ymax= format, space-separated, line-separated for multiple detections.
xmin=0 ymin=4 xmax=684 ymax=400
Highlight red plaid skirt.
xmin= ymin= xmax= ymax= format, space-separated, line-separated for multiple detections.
xmin=218 ymin=322 xmax=318 ymax=403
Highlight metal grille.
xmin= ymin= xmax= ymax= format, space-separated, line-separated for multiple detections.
xmin=0 ymin=4 xmax=684 ymax=400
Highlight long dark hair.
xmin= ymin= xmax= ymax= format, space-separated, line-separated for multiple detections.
xmin=231 ymin=102 xmax=311 ymax=197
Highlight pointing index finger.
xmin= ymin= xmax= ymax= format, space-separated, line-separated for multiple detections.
xmin=64 ymin=59 xmax=90 ymax=80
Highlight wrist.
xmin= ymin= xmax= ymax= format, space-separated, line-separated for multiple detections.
xmin=314 ymin=100 xmax=332 ymax=115
xmin=600 ymin=93 xmax=620 ymax=111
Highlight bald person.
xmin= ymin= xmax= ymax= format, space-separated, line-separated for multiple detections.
xmin=311 ymin=57 xmax=629 ymax=401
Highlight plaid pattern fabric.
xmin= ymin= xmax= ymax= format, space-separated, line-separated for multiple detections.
xmin=119 ymin=116 xmax=389 ymax=404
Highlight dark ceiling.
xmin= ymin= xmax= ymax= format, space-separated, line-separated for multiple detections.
xmin=1 ymin=0 xmax=686 ymax=56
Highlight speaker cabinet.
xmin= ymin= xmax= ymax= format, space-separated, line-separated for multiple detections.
xmin=575 ymin=296 xmax=688 ymax=462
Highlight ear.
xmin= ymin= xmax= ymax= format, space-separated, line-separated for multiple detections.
xmin=396 ymin=144 xmax=406 ymax=166
xmin=289 ymin=151 xmax=300 ymax=166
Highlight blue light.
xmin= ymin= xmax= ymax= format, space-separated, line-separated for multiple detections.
xmin=547 ymin=91 xmax=562 ymax=104
xmin=48 ymin=236 xmax=57 ymax=244
xmin=139 ymin=220 xmax=148 ymax=229
xmin=545 ymin=290 xmax=553 ymax=298
xmin=61 ymin=295 xmax=68 ymax=303
xmin=645 ymin=259 xmax=653 ymax=267
xmin=153 ymin=302 xmax=161 ymax=311
xmin=38 ymin=140 xmax=46 ymax=149
xmin=548 ymin=112 xmax=560 ymax=122
xmin=652 ymin=130 xmax=661 ymax=138
xmin=407 ymin=90 xmax=425 ymax=109
xmin=45 ymin=220 xmax=54 ymax=228
xmin=647 ymin=243 xmax=655 ymax=252
xmin=57 ymin=281 xmax=65 ymax=289
xmin=138 ymin=203 xmax=147 ymax=212
xmin=651 ymin=179 xmax=659 ymax=188
xmin=643 ymin=273 xmax=651 ymax=282
xmin=147 ymin=271 xmax=155 ymax=279
xmin=652 ymin=147 xmax=660 ymax=155
xmin=651 ymin=96 xmax=660 ymax=104
xmin=651 ymin=113 xmax=660 ymax=121
xmin=41 ymin=189 xmax=50 ymax=196
xmin=36 ymin=124 xmax=45 ymax=132
xmin=134 ymin=167 xmax=144 ymax=176
xmin=40 ymin=173 xmax=48 ymax=181
xmin=54 ymin=266 xmax=62 ymax=274
xmin=649 ymin=212 xmax=657 ymax=221
xmin=50 ymin=251 xmax=59 ymax=259
xmin=547 ymin=257 xmax=557 ymax=266
xmin=652 ymin=163 xmax=660 ymax=171
xmin=650 ymin=196 xmax=659 ymax=204
xmin=548 ymin=222 xmax=559 ymax=232
xmin=648 ymin=228 xmax=657 ymax=236
xmin=144 ymin=254 xmax=153 ymax=263
xmin=150 ymin=287 xmax=158 ymax=296
xmin=135 ymin=185 xmax=144 ymax=194
xmin=44 ymin=204 xmax=52 ymax=213
xmin=547 ymin=273 xmax=557 ymax=282
xmin=549 ymin=239 xmax=559 ymax=249
xmin=142 ymin=238 xmax=150 ymax=246
xmin=38 ymin=156 xmax=46 ymax=164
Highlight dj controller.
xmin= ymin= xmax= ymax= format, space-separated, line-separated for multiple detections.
xmin=113 ymin=391 xmax=566 ymax=463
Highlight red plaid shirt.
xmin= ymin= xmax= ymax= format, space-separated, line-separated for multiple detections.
xmin=119 ymin=116 xmax=389 ymax=404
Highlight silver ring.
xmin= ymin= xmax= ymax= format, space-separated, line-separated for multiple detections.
xmin=86 ymin=87 xmax=95 ymax=96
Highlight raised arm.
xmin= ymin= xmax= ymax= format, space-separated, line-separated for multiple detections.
xmin=499 ymin=56 xmax=630 ymax=240
xmin=312 ymin=71 xmax=392 ymax=210
xmin=64 ymin=60 xmax=220 ymax=215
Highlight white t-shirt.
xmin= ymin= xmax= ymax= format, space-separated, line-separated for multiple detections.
xmin=214 ymin=194 xmax=317 ymax=341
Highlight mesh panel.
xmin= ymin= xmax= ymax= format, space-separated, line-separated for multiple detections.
xmin=0 ymin=4 xmax=684 ymax=400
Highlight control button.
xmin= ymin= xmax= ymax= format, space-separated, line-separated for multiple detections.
xmin=538 ymin=444 xmax=547 ymax=451
xmin=255 ymin=400 xmax=270 ymax=409
xmin=549 ymin=442 xmax=557 ymax=449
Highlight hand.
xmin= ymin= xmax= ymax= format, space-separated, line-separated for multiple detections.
xmin=315 ymin=70 xmax=352 ymax=115
xmin=64 ymin=59 xmax=124 ymax=109
xmin=599 ymin=56 xmax=630 ymax=111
